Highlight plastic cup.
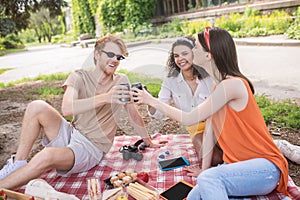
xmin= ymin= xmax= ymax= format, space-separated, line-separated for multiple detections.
xmin=87 ymin=177 xmax=102 ymax=200
xmin=119 ymin=83 xmax=131 ymax=102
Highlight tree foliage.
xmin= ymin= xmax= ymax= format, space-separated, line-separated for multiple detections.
xmin=123 ymin=0 xmax=157 ymax=33
xmin=87 ymin=0 xmax=99 ymax=15
xmin=99 ymin=0 xmax=126 ymax=33
xmin=0 ymin=18 xmax=16 ymax=37
xmin=0 ymin=0 xmax=67 ymax=37
xmin=29 ymin=8 xmax=61 ymax=43
xmin=71 ymin=0 xmax=95 ymax=37
xmin=38 ymin=0 xmax=68 ymax=17
xmin=98 ymin=0 xmax=157 ymax=34
xmin=0 ymin=0 xmax=37 ymax=35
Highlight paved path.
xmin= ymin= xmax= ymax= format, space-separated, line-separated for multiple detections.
xmin=0 ymin=45 xmax=93 ymax=82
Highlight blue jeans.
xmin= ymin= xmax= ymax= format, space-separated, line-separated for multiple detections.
xmin=187 ymin=158 xmax=281 ymax=200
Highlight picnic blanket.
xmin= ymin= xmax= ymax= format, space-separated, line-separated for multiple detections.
xmin=17 ymin=134 xmax=299 ymax=200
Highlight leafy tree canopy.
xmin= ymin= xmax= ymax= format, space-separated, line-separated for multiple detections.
xmin=0 ymin=0 xmax=67 ymax=36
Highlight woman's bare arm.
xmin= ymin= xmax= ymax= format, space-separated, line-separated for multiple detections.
xmin=133 ymin=78 xmax=246 ymax=126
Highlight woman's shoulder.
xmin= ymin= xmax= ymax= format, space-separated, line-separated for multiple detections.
xmin=219 ymin=77 xmax=248 ymax=98
xmin=221 ymin=76 xmax=245 ymax=88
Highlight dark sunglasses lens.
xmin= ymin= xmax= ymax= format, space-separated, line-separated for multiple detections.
xmin=106 ymin=52 xmax=115 ymax=58
xmin=117 ymin=55 xmax=125 ymax=60
xmin=103 ymin=50 xmax=124 ymax=60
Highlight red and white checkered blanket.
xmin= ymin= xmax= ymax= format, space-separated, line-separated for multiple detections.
xmin=17 ymin=134 xmax=299 ymax=200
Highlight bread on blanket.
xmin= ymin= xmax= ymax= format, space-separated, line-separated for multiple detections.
xmin=130 ymin=172 xmax=137 ymax=179
xmin=110 ymin=175 xmax=119 ymax=184
xmin=102 ymin=187 xmax=123 ymax=200
xmin=125 ymin=168 xmax=134 ymax=176
xmin=113 ymin=180 xmax=123 ymax=188
xmin=117 ymin=172 xmax=126 ymax=179
xmin=122 ymin=176 xmax=132 ymax=184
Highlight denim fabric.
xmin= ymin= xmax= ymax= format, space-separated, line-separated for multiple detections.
xmin=187 ymin=158 xmax=282 ymax=200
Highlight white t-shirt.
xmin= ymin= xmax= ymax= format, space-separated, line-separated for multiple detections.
xmin=150 ymin=72 xmax=213 ymax=118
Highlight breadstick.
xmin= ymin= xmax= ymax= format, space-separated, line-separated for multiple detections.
xmin=129 ymin=185 xmax=153 ymax=200
xmin=133 ymin=182 xmax=158 ymax=197
xmin=127 ymin=186 xmax=148 ymax=200
xmin=131 ymin=182 xmax=158 ymax=199
xmin=130 ymin=183 xmax=154 ymax=198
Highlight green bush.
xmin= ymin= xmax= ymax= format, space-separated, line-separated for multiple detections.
xmin=19 ymin=29 xmax=36 ymax=44
xmin=0 ymin=38 xmax=5 ymax=51
xmin=158 ymin=18 xmax=183 ymax=34
xmin=72 ymin=0 xmax=95 ymax=37
xmin=243 ymin=6 xmax=260 ymax=18
xmin=123 ymin=0 xmax=156 ymax=34
xmin=286 ymin=6 xmax=300 ymax=39
xmin=135 ymin=22 xmax=155 ymax=37
xmin=215 ymin=13 xmax=243 ymax=32
xmin=51 ymin=31 xmax=78 ymax=44
xmin=261 ymin=10 xmax=291 ymax=35
xmin=99 ymin=0 xmax=126 ymax=34
xmin=182 ymin=20 xmax=211 ymax=36
xmin=214 ymin=7 xmax=294 ymax=38
xmin=247 ymin=27 xmax=268 ymax=37
xmin=0 ymin=34 xmax=24 ymax=49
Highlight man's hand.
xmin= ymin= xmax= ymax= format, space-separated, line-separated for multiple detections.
xmin=108 ymin=85 xmax=131 ymax=104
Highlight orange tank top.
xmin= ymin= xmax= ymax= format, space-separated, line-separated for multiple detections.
xmin=212 ymin=77 xmax=289 ymax=196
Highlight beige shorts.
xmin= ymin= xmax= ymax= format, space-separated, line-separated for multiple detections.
xmin=42 ymin=118 xmax=103 ymax=176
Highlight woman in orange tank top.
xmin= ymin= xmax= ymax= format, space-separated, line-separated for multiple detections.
xmin=132 ymin=27 xmax=290 ymax=199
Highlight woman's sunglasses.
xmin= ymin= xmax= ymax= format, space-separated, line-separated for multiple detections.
xmin=101 ymin=50 xmax=125 ymax=61
xmin=204 ymin=26 xmax=211 ymax=51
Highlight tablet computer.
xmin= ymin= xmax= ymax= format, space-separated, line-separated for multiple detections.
xmin=160 ymin=180 xmax=194 ymax=200
xmin=158 ymin=156 xmax=190 ymax=171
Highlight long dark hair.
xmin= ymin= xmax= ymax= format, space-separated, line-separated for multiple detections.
xmin=167 ymin=37 xmax=209 ymax=80
xmin=197 ymin=27 xmax=255 ymax=94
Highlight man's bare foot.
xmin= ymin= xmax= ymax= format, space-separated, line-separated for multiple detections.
xmin=184 ymin=165 xmax=202 ymax=177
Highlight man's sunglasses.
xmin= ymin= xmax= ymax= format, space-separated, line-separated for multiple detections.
xmin=101 ymin=50 xmax=125 ymax=61
xmin=204 ymin=26 xmax=211 ymax=51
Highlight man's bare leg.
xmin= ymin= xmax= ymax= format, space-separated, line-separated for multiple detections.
xmin=0 ymin=100 xmax=70 ymax=186
xmin=0 ymin=147 xmax=74 ymax=189
xmin=14 ymin=100 xmax=63 ymax=160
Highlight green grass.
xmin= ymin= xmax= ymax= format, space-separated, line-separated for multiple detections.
xmin=255 ymin=95 xmax=300 ymax=130
xmin=0 ymin=48 xmax=27 ymax=56
xmin=0 ymin=73 xmax=69 ymax=89
xmin=34 ymin=73 xmax=69 ymax=82
xmin=37 ymin=86 xmax=64 ymax=98
xmin=117 ymin=69 xmax=162 ymax=97
xmin=0 ymin=68 xmax=12 ymax=75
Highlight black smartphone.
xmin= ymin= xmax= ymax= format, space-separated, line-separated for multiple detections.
xmin=158 ymin=156 xmax=190 ymax=171
xmin=160 ymin=180 xmax=194 ymax=200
